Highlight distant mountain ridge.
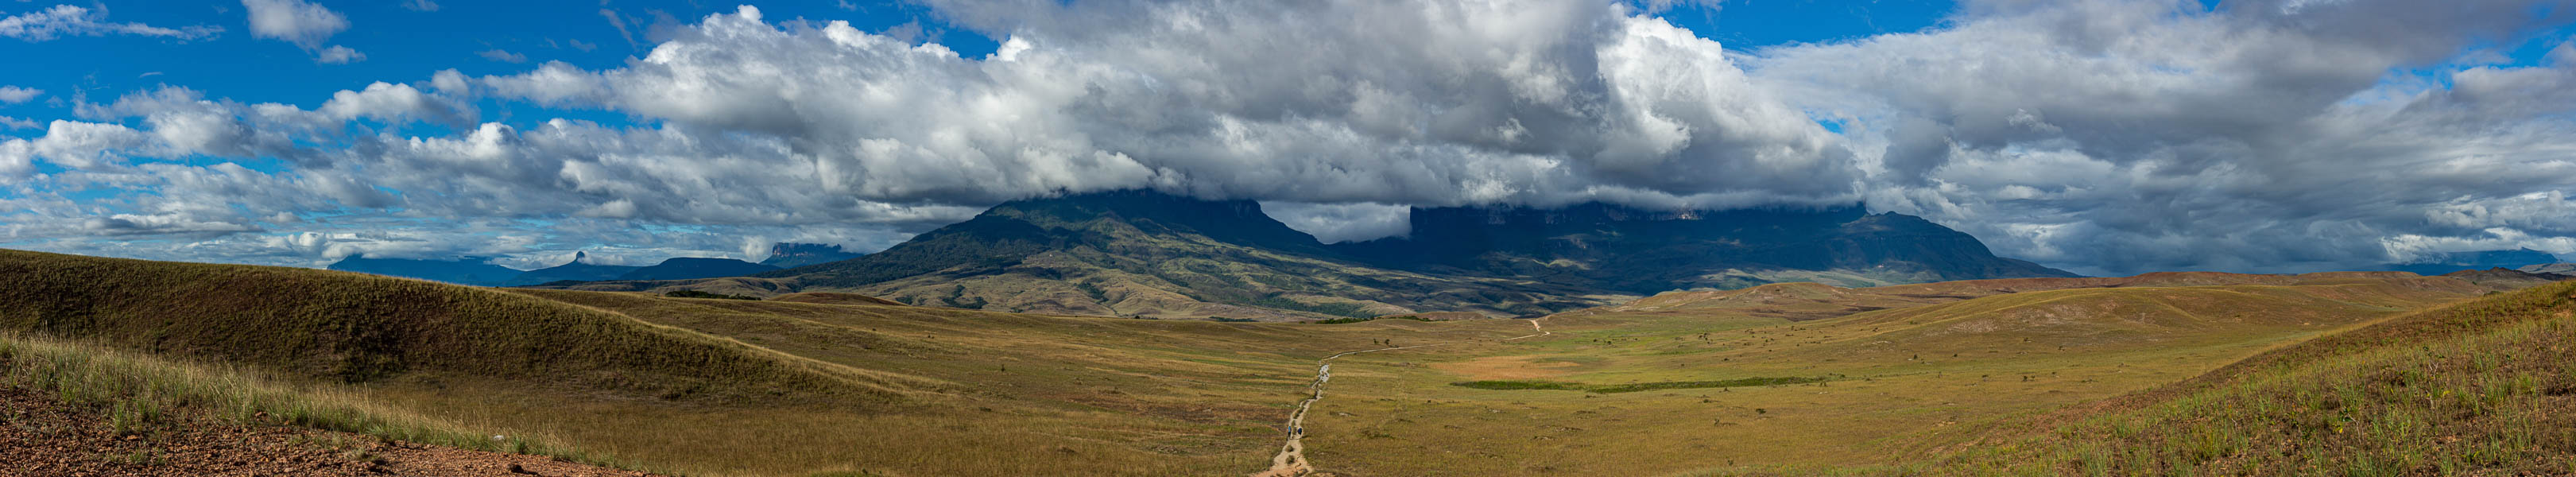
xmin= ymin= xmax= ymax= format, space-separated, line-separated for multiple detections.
xmin=560 ymin=190 xmax=2074 ymax=320
xmin=760 ymin=242 xmax=865 ymax=268
xmin=327 ymin=255 xmax=523 ymax=285
xmin=730 ymin=190 xmax=1608 ymax=320
xmin=1332 ymin=202 xmax=2078 ymax=293
xmin=2387 ymin=248 xmax=2563 ymax=276
xmin=331 ymin=251 xmax=778 ymax=286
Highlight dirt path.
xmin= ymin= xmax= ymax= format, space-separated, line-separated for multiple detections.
xmin=1252 ymin=318 xmax=1551 ymax=477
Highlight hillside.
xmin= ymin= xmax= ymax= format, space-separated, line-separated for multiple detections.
xmin=0 ymin=250 xmax=912 ymax=401
xmin=615 ymin=257 xmax=777 ymax=281
xmin=326 ymin=255 xmax=524 ymax=286
xmin=1876 ymin=278 xmax=2576 ymax=475
xmin=2386 ymin=248 xmax=2564 ymax=276
xmin=758 ymin=242 xmax=864 ymax=268
xmin=1334 ymin=203 xmax=2078 ymax=293
xmin=1277 ymin=272 xmax=2528 ymax=475
xmin=0 ymin=249 xmax=1546 ymax=475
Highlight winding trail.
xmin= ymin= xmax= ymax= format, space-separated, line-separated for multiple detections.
xmin=1252 ymin=318 xmax=1552 ymax=477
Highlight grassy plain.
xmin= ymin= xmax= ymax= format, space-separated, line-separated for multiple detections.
xmin=1284 ymin=277 xmax=2506 ymax=475
xmin=2 ymin=248 xmax=2566 ymax=476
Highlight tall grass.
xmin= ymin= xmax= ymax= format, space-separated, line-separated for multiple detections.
xmin=1890 ymin=280 xmax=2576 ymax=475
xmin=0 ymin=332 xmax=657 ymax=472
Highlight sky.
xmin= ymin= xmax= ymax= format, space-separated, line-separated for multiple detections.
xmin=2 ymin=0 xmax=2572 ymax=276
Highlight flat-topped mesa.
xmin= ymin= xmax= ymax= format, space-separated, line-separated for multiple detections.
xmin=1336 ymin=201 xmax=2074 ymax=293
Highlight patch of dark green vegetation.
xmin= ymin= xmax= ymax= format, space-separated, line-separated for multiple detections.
xmin=1450 ymin=380 xmax=1587 ymax=391
xmin=1311 ymin=315 xmax=1432 ymax=324
xmin=661 ymin=290 xmax=759 ymax=301
xmin=1207 ymin=316 xmax=1257 ymax=323
xmin=1247 ymin=294 xmax=1374 ymax=319
xmin=1450 ymin=376 xmax=1830 ymax=394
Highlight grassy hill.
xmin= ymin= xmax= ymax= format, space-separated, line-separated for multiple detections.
xmin=1276 ymin=273 xmax=2527 ymax=475
xmin=1859 ymin=277 xmax=2576 ymax=475
xmin=0 ymin=249 xmax=1548 ymax=475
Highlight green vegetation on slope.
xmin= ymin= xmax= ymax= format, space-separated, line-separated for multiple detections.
xmin=0 ymin=332 xmax=641 ymax=471
xmin=1288 ymin=274 xmax=2512 ymax=475
xmin=1449 ymin=376 xmax=1826 ymax=394
xmin=0 ymin=249 xmax=1558 ymax=475
xmin=1877 ymin=279 xmax=2576 ymax=476
xmin=0 ymin=250 xmax=914 ymax=403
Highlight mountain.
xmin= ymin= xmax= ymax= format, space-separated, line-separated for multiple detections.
xmin=502 ymin=252 xmax=644 ymax=286
xmin=562 ymin=191 xmax=2074 ymax=320
xmin=2442 ymin=266 xmax=2574 ymax=289
xmin=2519 ymin=262 xmax=2576 ymax=274
xmin=617 ymin=257 xmax=777 ymax=281
xmin=326 ymin=255 xmax=523 ymax=286
xmin=1331 ymin=202 xmax=2078 ymax=293
xmin=2387 ymin=248 xmax=2562 ymax=276
xmin=758 ymin=242 xmax=865 ymax=268
xmin=737 ymin=190 xmax=1614 ymax=320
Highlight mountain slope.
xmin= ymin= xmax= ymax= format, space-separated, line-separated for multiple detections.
xmin=1333 ymin=203 xmax=2077 ymax=293
xmin=758 ymin=242 xmax=864 ymax=268
xmin=1899 ymin=278 xmax=2576 ymax=475
xmin=0 ymin=249 xmax=911 ymax=401
xmin=0 ymin=248 xmax=1540 ymax=475
xmin=326 ymin=255 xmax=523 ymax=286
xmin=746 ymin=191 xmax=1619 ymax=320
xmin=2386 ymin=247 xmax=2564 ymax=276
xmin=502 ymin=252 xmax=643 ymax=286
xmin=616 ymin=257 xmax=777 ymax=281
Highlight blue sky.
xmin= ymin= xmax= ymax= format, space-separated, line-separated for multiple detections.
xmin=3 ymin=0 xmax=2574 ymax=275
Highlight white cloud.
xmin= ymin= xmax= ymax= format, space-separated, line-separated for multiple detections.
xmin=315 ymin=45 xmax=364 ymax=64
xmin=401 ymin=0 xmax=439 ymax=13
xmin=477 ymin=48 xmax=527 ymax=63
xmin=0 ymin=85 xmax=39 ymax=103
xmin=242 ymin=0 xmax=345 ymax=48
xmin=7 ymin=0 xmax=2576 ymax=276
xmin=0 ymin=5 xmax=221 ymax=41
xmin=241 ymin=0 xmax=361 ymax=64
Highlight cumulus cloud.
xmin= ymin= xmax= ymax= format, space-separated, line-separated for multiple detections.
xmin=241 ymin=0 xmax=362 ymax=64
xmin=0 ymin=4 xmax=221 ymax=41
xmin=7 ymin=0 xmax=2576 ymax=276
xmin=0 ymin=86 xmax=39 ymax=104
xmin=1747 ymin=0 xmax=2576 ymax=273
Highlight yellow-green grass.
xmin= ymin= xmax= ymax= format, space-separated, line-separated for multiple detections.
xmin=1280 ymin=278 xmax=2498 ymax=475
xmin=1831 ymin=277 xmax=2576 ymax=476
xmin=0 ymin=331 xmax=649 ymax=471
xmin=0 ymin=249 xmax=1548 ymax=475
xmin=7 ymin=247 xmax=2557 ymax=475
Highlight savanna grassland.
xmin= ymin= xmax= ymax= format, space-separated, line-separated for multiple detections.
xmin=1 ymin=248 xmax=2569 ymax=476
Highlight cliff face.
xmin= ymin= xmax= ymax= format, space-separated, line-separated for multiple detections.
xmin=760 ymin=242 xmax=864 ymax=269
xmin=1334 ymin=203 xmax=2075 ymax=293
